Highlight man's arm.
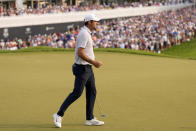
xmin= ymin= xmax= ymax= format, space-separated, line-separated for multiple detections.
xmin=78 ymin=48 xmax=102 ymax=68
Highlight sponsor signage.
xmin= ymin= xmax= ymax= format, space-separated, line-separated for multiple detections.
xmin=0 ymin=21 xmax=83 ymax=40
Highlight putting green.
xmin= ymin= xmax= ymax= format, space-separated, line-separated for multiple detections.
xmin=0 ymin=52 xmax=196 ymax=131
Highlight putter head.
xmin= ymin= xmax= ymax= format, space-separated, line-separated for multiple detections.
xmin=100 ymin=114 xmax=106 ymax=118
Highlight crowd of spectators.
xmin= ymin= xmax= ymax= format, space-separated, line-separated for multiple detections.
xmin=0 ymin=0 xmax=182 ymax=17
xmin=0 ymin=6 xmax=196 ymax=53
xmin=94 ymin=7 xmax=196 ymax=53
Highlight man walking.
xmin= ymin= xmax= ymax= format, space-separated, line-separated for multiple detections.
xmin=53 ymin=14 xmax=104 ymax=128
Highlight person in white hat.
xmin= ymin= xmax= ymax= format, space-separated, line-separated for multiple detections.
xmin=53 ymin=14 xmax=104 ymax=128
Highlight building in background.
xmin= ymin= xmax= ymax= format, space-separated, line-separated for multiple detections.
xmin=1 ymin=0 xmax=189 ymax=10
xmin=23 ymin=0 xmax=90 ymax=8
xmin=0 ymin=0 xmax=87 ymax=9
xmin=0 ymin=0 xmax=127 ymax=10
xmin=0 ymin=0 xmax=16 ymax=9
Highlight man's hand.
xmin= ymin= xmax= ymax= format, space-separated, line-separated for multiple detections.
xmin=78 ymin=48 xmax=103 ymax=68
xmin=93 ymin=61 xmax=103 ymax=68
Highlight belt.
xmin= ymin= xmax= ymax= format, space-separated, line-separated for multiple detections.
xmin=74 ymin=63 xmax=92 ymax=67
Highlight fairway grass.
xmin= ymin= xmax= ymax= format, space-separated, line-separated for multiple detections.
xmin=0 ymin=52 xmax=196 ymax=131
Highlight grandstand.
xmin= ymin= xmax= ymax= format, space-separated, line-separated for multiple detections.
xmin=0 ymin=0 xmax=195 ymax=52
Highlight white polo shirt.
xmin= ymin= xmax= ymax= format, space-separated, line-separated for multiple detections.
xmin=75 ymin=26 xmax=95 ymax=65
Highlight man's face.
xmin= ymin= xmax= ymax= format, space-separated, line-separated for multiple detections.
xmin=89 ymin=21 xmax=98 ymax=31
xmin=92 ymin=21 xmax=98 ymax=30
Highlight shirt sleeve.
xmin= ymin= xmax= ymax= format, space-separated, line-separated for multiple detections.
xmin=77 ymin=32 xmax=89 ymax=48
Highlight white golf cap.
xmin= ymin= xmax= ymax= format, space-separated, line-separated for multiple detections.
xmin=84 ymin=14 xmax=100 ymax=22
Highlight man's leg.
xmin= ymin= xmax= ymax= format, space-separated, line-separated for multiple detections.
xmin=85 ymin=72 xmax=96 ymax=120
xmin=85 ymin=71 xmax=104 ymax=126
xmin=57 ymin=75 xmax=87 ymax=117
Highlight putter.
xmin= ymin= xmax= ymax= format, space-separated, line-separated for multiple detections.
xmin=96 ymin=98 xmax=106 ymax=118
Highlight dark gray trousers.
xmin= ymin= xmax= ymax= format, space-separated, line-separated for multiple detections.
xmin=57 ymin=63 xmax=96 ymax=120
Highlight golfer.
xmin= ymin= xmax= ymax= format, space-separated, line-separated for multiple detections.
xmin=53 ymin=14 xmax=104 ymax=128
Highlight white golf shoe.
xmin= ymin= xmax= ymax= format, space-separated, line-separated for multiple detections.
xmin=85 ymin=117 xmax=104 ymax=126
xmin=53 ymin=113 xmax=62 ymax=128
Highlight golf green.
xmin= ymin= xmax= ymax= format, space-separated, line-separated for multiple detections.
xmin=0 ymin=52 xmax=196 ymax=131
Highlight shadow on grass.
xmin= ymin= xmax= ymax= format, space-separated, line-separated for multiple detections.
xmin=180 ymin=127 xmax=196 ymax=130
xmin=0 ymin=123 xmax=83 ymax=129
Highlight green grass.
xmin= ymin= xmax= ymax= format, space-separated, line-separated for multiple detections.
xmin=162 ymin=39 xmax=196 ymax=60
xmin=0 ymin=46 xmax=75 ymax=53
xmin=0 ymin=39 xmax=196 ymax=131
xmin=0 ymin=38 xmax=196 ymax=60
xmin=0 ymin=53 xmax=196 ymax=131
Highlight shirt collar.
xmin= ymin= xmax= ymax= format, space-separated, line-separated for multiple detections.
xmin=83 ymin=26 xmax=92 ymax=35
